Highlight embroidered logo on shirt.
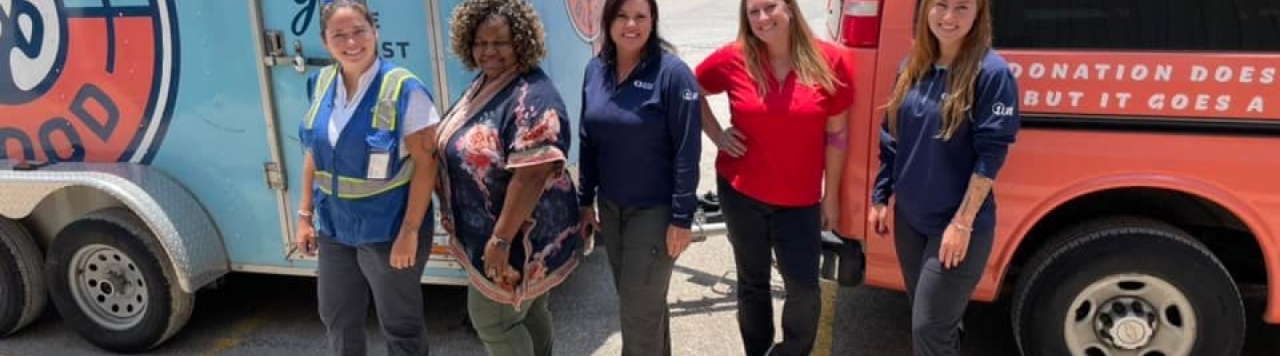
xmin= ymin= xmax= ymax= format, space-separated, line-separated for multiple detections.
xmin=633 ymin=80 xmax=654 ymax=90
xmin=682 ymin=89 xmax=698 ymax=101
xmin=992 ymin=102 xmax=1015 ymax=116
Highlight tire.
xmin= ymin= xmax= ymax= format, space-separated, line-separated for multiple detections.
xmin=0 ymin=218 xmax=47 ymax=337
xmin=1011 ymin=216 xmax=1245 ymax=356
xmin=44 ymin=208 xmax=194 ymax=353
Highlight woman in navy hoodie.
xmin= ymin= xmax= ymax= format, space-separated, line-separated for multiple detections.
xmin=576 ymin=0 xmax=702 ymax=354
xmin=870 ymin=0 xmax=1020 ymax=355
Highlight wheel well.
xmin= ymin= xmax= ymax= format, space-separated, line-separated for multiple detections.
xmin=18 ymin=186 xmax=130 ymax=252
xmin=1005 ymin=187 xmax=1267 ymax=295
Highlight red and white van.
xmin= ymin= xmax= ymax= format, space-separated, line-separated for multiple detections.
xmin=826 ymin=1 xmax=1280 ymax=355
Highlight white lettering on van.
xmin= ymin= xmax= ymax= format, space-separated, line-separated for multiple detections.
xmin=1046 ymin=91 xmax=1063 ymax=106
xmin=1093 ymin=64 xmax=1110 ymax=80
xmin=1100 ymin=91 xmax=1131 ymax=108
xmin=1190 ymin=66 xmax=1209 ymax=82
xmin=1216 ymin=66 xmax=1234 ymax=83
xmin=1217 ymin=95 xmax=1231 ymax=112
xmin=1060 ymin=64 xmax=1076 ymax=79
xmin=1240 ymin=66 xmax=1255 ymax=83
xmin=1154 ymin=65 xmax=1174 ymax=82
xmin=1029 ymin=63 xmax=1046 ymax=79
xmin=1263 ymin=68 xmax=1276 ymax=84
xmin=1069 ymin=91 xmax=1085 ymax=107
xmin=1024 ymin=90 xmax=1039 ymax=106
xmin=1248 ymin=96 xmax=1265 ymax=113
xmin=1008 ymin=63 xmax=1023 ymax=78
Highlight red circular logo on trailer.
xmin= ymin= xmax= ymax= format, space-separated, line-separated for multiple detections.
xmin=0 ymin=0 xmax=179 ymax=164
xmin=565 ymin=0 xmax=604 ymax=43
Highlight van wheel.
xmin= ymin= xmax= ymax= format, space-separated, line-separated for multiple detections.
xmin=1011 ymin=217 xmax=1245 ymax=356
xmin=0 ymin=218 xmax=46 ymax=337
xmin=44 ymin=208 xmax=194 ymax=353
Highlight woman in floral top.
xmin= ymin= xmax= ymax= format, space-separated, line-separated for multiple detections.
xmin=435 ymin=1 xmax=580 ymax=355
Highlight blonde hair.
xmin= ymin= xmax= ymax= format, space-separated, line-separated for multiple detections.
xmin=884 ymin=0 xmax=993 ymax=141
xmin=737 ymin=0 xmax=839 ymax=97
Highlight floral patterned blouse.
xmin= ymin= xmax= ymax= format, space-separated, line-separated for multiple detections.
xmin=436 ymin=67 xmax=581 ymax=307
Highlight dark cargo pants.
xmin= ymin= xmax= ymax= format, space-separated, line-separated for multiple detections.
xmin=317 ymin=233 xmax=431 ymax=356
xmin=597 ymin=198 xmax=677 ymax=356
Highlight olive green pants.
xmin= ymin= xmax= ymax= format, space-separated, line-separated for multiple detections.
xmin=467 ymin=286 xmax=553 ymax=356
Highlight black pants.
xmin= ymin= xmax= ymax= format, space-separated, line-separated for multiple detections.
xmin=893 ymin=213 xmax=993 ymax=356
xmin=317 ymin=233 xmax=431 ymax=356
xmin=718 ymin=178 xmax=821 ymax=356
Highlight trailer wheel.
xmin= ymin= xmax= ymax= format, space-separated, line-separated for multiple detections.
xmin=1011 ymin=217 xmax=1245 ymax=356
xmin=0 ymin=218 xmax=46 ymax=337
xmin=44 ymin=208 xmax=194 ymax=353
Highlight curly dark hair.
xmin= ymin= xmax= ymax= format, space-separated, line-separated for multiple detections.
xmin=449 ymin=0 xmax=547 ymax=74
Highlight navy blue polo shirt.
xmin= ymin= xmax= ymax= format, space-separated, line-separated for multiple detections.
xmin=578 ymin=48 xmax=703 ymax=228
xmin=872 ymin=50 xmax=1021 ymax=238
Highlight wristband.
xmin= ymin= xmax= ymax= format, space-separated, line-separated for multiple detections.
xmin=298 ymin=209 xmax=313 ymax=218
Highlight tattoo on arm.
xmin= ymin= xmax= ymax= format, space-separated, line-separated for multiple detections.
xmin=825 ymin=131 xmax=848 ymax=151
xmin=953 ymin=173 xmax=995 ymax=226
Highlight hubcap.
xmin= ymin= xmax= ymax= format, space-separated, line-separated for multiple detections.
xmin=1064 ymin=274 xmax=1196 ymax=356
xmin=1097 ymin=298 xmax=1157 ymax=349
xmin=69 ymin=244 xmax=148 ymax=331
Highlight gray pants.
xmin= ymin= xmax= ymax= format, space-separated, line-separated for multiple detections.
xmin=467 ymin=285 xmax=554 ymax=356
xmin=318 ymin=235 xmax=430 ymax=356
xmin=893 ymin=214 xmax=993 ymax=356
xmin=597 ymin=199 xmax=676 ymax=356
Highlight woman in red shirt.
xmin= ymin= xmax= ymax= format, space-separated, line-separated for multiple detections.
xmin=694 ymin=0 xmax=854 ymax=354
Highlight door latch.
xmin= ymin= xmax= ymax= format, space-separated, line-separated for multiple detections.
xmin=264 ymin=162 xmax=286 ymax=191
xmin=261 ymin=29 xmax=334 ymax=73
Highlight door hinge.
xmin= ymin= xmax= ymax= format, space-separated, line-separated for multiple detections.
xmin=264 ymin=162 xmax=286 ymax=191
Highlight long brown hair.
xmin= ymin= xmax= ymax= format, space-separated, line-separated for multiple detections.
xmin=737 ymin=0 xmax=839 ymax=97
xmin=884 ymin=0 xmax=993 ymax=141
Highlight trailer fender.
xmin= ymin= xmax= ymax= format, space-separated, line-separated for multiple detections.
xmin=0 ymin=162 xmax=229 ymax=293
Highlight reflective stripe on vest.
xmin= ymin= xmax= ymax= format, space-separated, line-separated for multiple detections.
xmin=306 ymin=66 xmax=420 ymax=199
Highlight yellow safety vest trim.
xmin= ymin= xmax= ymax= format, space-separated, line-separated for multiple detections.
xmin=305 ymin=66 xmax=338 ymax=130
xmin=314 ymin=160 xmax=414 ymax=198
xmin=306 ymin=65 xmax=421 ymax=199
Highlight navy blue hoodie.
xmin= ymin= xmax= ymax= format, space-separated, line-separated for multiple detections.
xmin=872 ymin=50 xmax=1021 ymax=238
xmin=578 ymin=48 xmax=702 ymax=228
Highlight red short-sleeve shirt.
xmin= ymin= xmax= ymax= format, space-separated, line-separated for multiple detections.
xmin=696 ymin=40 xmax=855 ymax=207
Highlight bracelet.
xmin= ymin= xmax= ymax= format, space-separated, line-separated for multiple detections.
xmin=298 ymin=209 xmax=313 ymax=218
xmin=951 ymin=222 xmax=972 ymax=232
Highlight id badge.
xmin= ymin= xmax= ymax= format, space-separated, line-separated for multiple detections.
xmin=367 ymin=152 xmax=390 ymax=180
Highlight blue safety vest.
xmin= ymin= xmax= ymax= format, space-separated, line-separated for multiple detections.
xmin=301 ymin=60 xmax=426 ymax=246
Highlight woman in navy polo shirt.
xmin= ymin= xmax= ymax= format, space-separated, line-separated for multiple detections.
xmin=870 ymin=0 xmax=1020 ymax=354
xmin=694 ymin=0 xmax=855 ymax=354
xmin=576 ymin=0 xmax=701 ymax=354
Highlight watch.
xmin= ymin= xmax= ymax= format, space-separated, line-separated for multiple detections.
xmin=492 ymin=237 xmax=511 ymax=250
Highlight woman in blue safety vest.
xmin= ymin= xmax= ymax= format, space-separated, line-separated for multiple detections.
xmin=294 ymin=1 xmax=440 ymax=356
